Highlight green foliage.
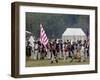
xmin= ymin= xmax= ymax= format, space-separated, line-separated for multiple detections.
xmin=26 ymin=12 xmax=89 ymax=39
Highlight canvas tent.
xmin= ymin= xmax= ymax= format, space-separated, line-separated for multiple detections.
xmin=62 ymin=28 xmax=86 ymax=42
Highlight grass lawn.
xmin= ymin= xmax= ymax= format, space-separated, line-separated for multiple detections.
xmin=26 ymin=58 xmax=89 ymax=67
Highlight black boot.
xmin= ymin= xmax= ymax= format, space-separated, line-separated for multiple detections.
xmin=55 ymin=59 xmax=58 ymax=63
xmin=51 ymin=61 xmax=53 ymax=64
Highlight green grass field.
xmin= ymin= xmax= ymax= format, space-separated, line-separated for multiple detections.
xmin=26 ymin=58 xmax=89 ymax=67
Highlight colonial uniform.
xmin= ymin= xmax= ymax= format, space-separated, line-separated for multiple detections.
xmin=63 ymin=43 xmax=68 ymax=61
xmin=34 ymin=42 xmax=39 ymax=60
xmin=51 ymin=42 xmax=58 ymax=63
xmin=26 ymin=43 xmax=32 ymax=57
xmin=80 ymin=46 xmax=85 ymax=62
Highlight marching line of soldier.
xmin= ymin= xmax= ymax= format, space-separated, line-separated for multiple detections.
xmin=26 ymin=39 xmax=89 ymax=63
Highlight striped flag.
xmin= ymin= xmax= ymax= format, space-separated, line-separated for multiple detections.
xmin=40 ymin=24 xmax=48 ymax=46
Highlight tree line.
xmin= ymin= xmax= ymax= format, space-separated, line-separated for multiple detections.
xmin=26 ymin=12 xmax=89 ymax=40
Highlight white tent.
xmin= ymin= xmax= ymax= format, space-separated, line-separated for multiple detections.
xmin=62 ymin=28 xmax=86 ymax=42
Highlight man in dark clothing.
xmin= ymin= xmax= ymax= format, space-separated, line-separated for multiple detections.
xmin=58 ymin=40 xmax=63 ymax=59
xmin=70 ymin=43 xmax=75 ymax=62
xmin=50 ymin=41 xmax=58 ymax=64
xmin=26 ymin=41 xmax=32 ymax=57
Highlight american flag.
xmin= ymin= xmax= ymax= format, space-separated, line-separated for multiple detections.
xmin=40 ymin=24 xmax=48 ymax=46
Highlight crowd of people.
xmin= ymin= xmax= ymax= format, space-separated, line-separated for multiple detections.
xmin=26 ymin=39 xmax=89 ymax=63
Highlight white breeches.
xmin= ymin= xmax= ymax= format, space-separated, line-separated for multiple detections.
xmin=80 ymin=51 xmax=85 ymax=62
xmin=31 ymin=50 xmax=38 ymax=60
xmin=63 ymin=51 xmax=68 ymax=61
xmin=46 ymin=50 xmax=51 ymax=59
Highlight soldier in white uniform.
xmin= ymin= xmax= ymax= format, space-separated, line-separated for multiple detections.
xmin=28 ymin=35 xmax=35 ymax=60
xmin=63 ymin=42 xmax=68 ymax=62
xmin=80 ymin=45 xmax=85 ymax=62
xmin=33 ymin=42 xmax=39 ymax=60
